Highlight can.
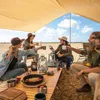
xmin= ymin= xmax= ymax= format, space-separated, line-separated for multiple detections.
xmin=38 ymin=85 xmax=47 ymax=94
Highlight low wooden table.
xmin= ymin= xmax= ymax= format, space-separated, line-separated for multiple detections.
xmin=15 ymin=68 xmax=62 ymax=100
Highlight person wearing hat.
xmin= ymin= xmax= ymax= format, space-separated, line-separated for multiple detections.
xmin=87 ymin=33 xmax=100 ymax=100
xmin=67 ymin=32 xmax=100 ymax=94
xmin=0 ymin=37 xmax=38 ymax=81
xmin=53 ymin=36 xmax=73 ymax=69
xmin=23 ymin=33 xmax=37 ymax=50
xmin=23 ymin=33 xmax=44 ymax=58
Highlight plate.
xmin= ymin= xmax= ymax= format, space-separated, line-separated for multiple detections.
xmin=22 ymin=74 xmax=43 ymax=85
xmin=22 ymin=79 xmax=47 ymax=88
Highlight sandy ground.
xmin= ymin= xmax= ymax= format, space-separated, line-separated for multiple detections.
xmin=0 ymin=42 xmax=84 ymax=62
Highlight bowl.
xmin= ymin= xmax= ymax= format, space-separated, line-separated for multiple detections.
xmin=22 ymin=74 xmax=44 ymax=85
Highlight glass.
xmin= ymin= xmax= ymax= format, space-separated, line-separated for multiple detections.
xmin=21 ymin=56 xmax=26 ymax=62
xmin=37 ymin=56 xmax=48 ymax=74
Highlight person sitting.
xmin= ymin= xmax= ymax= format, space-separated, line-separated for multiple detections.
xmin=0 ymin=37 xmax=38 ymax=81
xmin=67 ymin=32 xmax=100 ymax=93
xmin=87 ymin=33 xmax=100 ymax=100
xmin=23 ymin=33 xmax=45 ymax=61
xmin=52 ymin=36 xmax=73 ymax=69
xmin=23 ymin=33 xmax=38 ymax=55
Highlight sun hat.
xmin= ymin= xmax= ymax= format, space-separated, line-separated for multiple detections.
xmin=11 ymin=37 xmax=24 ymax=46
xmin=58 ymin=36 xmax=67 ymax=41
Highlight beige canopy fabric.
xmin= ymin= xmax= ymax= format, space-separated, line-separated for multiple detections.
xmin=0 ymin=0 xmax=100 ymax=32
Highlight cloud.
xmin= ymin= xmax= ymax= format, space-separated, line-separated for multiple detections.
xmin=58 ymin=19 xmax=80 ymax=30
xmin=0 ymin=29 xmax=27 ymax=42
xmin=72 ymin=33 xmax=77 ymax=36
xmin=71 ymin=13 xmax=80 ymax=17
xmin=35 ymin=27 xmax=68 ymax=42
xmin=81 ymin=25 xmax=93 ymax=33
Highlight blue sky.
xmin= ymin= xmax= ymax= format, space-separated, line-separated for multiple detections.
xmin=0 ymin=13 xmax=100 ymax=42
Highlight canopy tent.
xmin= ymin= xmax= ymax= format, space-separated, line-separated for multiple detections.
xmin=0 ymin=0 xmax=100 ymax=32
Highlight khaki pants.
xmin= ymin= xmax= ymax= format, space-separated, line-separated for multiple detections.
xmin=71 ymin=63 xmax=100 ymax=100
xmin=70 ymin=63 xmax=90 ymax=86
xmin=88 ymin=73 xmax=100 ymax=100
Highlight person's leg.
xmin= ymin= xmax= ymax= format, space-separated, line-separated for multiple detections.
xmin=14 ymin=62 xmax=28 ymax=71
xmin=66 ymin=56 xmax=72 ymax=69
xmin=1 ymin=68 xmax=25 ymax=81
xmin=71 ymin=63 xmax=90 ymax=86
xmin=70 ymin=63 xmax=91 ymax=92
xmin=88 ymin=74 xmax=100 ymax=100
xmin=88 ymin=73 xmax=99 ymax=86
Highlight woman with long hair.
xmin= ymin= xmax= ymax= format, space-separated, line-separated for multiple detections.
xmin=23 ymin=33 xmax=38 ymax=50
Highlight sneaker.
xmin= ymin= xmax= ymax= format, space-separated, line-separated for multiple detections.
xmin=76 ymin=84 xmax=91 ymax=92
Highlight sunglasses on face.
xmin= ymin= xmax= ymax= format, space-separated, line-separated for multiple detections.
xmin=90 ymin=37 xmax=96 ymax=39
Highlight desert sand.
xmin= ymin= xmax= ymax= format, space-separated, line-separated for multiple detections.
xmin=0 ymin=42 xmax=84 ymax=62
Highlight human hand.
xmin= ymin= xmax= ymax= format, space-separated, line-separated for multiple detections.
xmin=6 ymin=45 xmax=16 ymax=59
xmin=76 ymin=70 xmax=84 ymax=79
xmin=66 ymin=46 xmax=71 ymax=49
xmin=58 ymin=53 xmax=64 ymax=57
xmin=35 ymin=42 xmax=39 ymax=46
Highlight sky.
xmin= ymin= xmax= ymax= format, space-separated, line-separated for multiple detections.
xmin=0 ymin=13 xmax=100 ymax=42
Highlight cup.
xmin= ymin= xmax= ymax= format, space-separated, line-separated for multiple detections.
xmin=36 ymin=42 xmax=39 ymax=46
xmin=38 ymin=85 xmax=47 ymax=94
xmin=62 ymin=45 xmax=66 ymax=50
xmin=35 ymin=93 xmax=46 ymax=100
xmin=7 ymin=79 xmax=16 ymax=87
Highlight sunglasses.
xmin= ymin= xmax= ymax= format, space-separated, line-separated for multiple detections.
xmin=90 ymin=37 xmax=96 ymax=39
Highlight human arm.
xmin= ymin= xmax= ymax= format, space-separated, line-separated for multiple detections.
xmin=6 ymin=45 xmax=17 ymax=59
xmin=67 ymin=46 xmax=87 ymax=55
xmin=66 ymin=46 xmax=82 ymax=54
xmin=30 ymin=42 xmax=39 ymax=47
xmin=76 ymin=67 xmax=100 ymax=78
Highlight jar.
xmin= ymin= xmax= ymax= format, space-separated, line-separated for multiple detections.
xmin=31 ymin=62 xmax=37 ymax=71
xmin=38 ymin=85 xmax=47 ymax=94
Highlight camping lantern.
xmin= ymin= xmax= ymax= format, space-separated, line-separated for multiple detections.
xmin=38 ymin=55 xmax=48 ymax=73
xmin=31 ymin=61 xmax=37 ymax=71
xmin=47 ymin=52 xmax=56 ymax=67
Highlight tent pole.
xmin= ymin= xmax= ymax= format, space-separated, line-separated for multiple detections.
xmin=69 ymin=13 xmax=71 ymax=44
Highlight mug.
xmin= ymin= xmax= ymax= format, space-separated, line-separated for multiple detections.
xmin=62 ymin=45 xmax=66 ymax=50
xmin=35 ymin=93 xmax=46 ymax=100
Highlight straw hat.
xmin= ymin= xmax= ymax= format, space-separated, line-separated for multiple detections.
xmin=59 ymin=36 xmax=67 ymax=41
